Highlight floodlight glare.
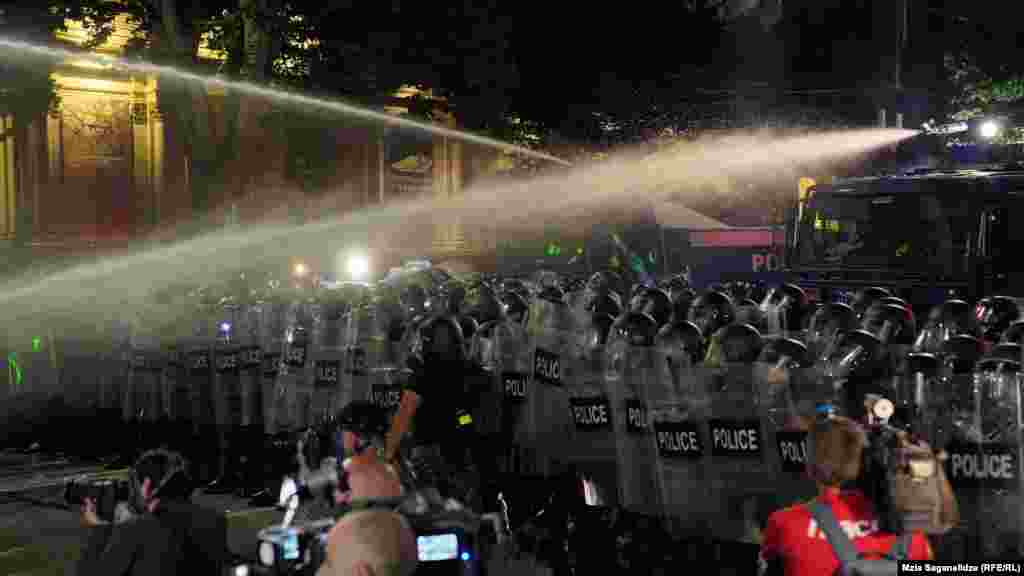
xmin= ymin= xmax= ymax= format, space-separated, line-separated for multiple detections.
xmin=980 ymin=120 xmax=1001 ymax=140
xmin=346 ymin=253 xmax=370 ymax=280
xmin=293 ymin=262 xmax=307 ymax=277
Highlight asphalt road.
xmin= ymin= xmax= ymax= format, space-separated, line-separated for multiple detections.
xmin=0 ymin=479 xmax=279 ymax=576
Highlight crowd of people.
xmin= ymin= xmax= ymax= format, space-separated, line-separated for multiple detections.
xmin=60 ymin=263 xmax=1024 ymax=575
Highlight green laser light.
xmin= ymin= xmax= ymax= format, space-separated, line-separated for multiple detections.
xmin=32 ymin=337 xmax=41 ymax=352
xmin=7 ymin=352 xmax=22 ymax=388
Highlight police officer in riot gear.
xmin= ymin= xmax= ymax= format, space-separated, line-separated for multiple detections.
xmin=1000 ymin=320 xmax=1024 ymax=344
xmin=689 ymin=290 xmax=736 ymax=341
xmin=385 ymin=308 xmax=478 ymax=506
xmin=805 ymin=302 xmax=857 ymax=362
xmin=913 ymin=299 xmax=975 ymax=354
xmin=850 ymin=286 xmax=892 ymax=318
xmin=640 ymin=287 xmax=672 ymax=328
xmin=974 ymin=296 xmax=1020 ymax=350
xmin=818 ymin=328 xmax=890 ymax=418
xmin=501 ymin=290 xmax=529 ymax=326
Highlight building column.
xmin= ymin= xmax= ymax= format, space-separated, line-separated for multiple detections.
xmin=0 ymin=115 xmax=15 ymax=241
xmin=132 ymin=77 xmax=153 ymax=230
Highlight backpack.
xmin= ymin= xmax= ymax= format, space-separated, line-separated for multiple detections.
xmin=805 ymin=501 xmax=912 ymax=576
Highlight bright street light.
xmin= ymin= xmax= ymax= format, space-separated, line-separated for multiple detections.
xmin=346 ymin=253 xmax=370 ymax=280
xmin=979 ymin=120 xmax=1001 ymax=140
xmin=293 ymin=262 xmax=308 ymax=278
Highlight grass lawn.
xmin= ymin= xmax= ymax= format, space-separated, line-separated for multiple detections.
xmin=0 ymin=525 xmax=82 ymax=576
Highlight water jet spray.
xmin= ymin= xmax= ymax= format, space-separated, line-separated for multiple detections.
xmin=0 ymin=37 xmax=571 ymax=168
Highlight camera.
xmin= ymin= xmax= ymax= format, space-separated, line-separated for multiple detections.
xmin=859 ymin=395 xmax=951 ymax=535
xmin=64 ymin=476 xmax=132 ymax=523
xmin=250 ymin=498 xmax=485 ymax=576
xmin=254 ymin=518 xmax=334 ymax=576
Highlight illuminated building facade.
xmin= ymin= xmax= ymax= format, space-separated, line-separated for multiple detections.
xmin=0 ymin=12 xmax=484 ymax=268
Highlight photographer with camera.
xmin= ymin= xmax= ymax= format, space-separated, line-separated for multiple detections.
xmin=76 ymin=449 xmax=228 ymax=576
xmin=758 ymin=414 xmax=939 ymax=576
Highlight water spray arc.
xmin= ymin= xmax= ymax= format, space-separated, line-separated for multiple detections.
xmin=0 ymin=37 xmax=570 ymax=167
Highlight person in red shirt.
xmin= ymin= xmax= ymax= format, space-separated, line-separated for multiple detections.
xmin=759 ymin=415 xmax=933 ymax=576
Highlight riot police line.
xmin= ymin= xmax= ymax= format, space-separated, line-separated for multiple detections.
xmin=10 ymin=263 xmax=1024 ymax=569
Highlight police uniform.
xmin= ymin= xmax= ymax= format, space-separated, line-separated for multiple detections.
xmin=759 ymin=489 xmax=932 ymax=576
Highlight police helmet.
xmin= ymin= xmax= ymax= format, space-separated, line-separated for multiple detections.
xmin=851 ymin=287 xmax=892 ymax=317
xmin=764 ymin=284 xmax=809 ymax=332
xmin=821 ymin=329 xmax=887 ymax=383
xmin=656 ymin=321 xmax=705 ymax=366
xmin=610 ymin=311 xmax=659 ymax=348
xmin=708 ymin=323 xmax=763 ymax=365
xmin=400 ymin=284 xmax=428 ymax=317
xmin=941 ymin=335 xmax=985 ymax=375
xmin=807 ymin=302 xmax=858 ymax=351
xmin=466 ymin=283 xmax=504 ymax=325
xmin=1001 ymin=320 xmax=1024 ymax=344
xmin=502 ymin=279 xmax=530 ymax=301
xmin=758 ymin=337 xmax=810 ymax=368
xmin=337 ymin=400 xmax=390 ymax=439
xmin=862 ymin=302 xmax=916 ymax=346
xmin=629 ymin=283 xmax=651 ymax=312
xmin=989 ymin=342 xmax=1022 ymax=363
xmin=560 ymin=276 xmax=586 ymax=295
xmin=537 ymin=284 xmax=565 ymax=304
xmin=589 ymin=313 xmax=617 ymax=347
xmin=501 ymin=291 xmax=529 ymax=324
xmin=669 ymin=287 xmax=697 ymax=324
xmin=415 ymin=314 xmax=466 ymax=369
xmin=905 ymin=351 xmax=940 ymax=381
xmin=975 ymin=296 xmax=1021 ymax=341
xmin=914 ymin=299 xmax=974 ymax=353
xmin=688 ymin=291 xmax=736 ymax=340
xmin=736 ymin=298 xmax=764 ymax=329
xmin=641 ymin=288 xmax=673 ymax=327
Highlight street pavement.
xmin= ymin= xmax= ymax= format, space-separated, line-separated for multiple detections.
xmin=0 ymin=466 xmax=281 ymax=576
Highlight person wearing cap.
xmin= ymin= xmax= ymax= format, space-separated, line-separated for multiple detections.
xmin=758 ymin=416 xmax=933 ymax=576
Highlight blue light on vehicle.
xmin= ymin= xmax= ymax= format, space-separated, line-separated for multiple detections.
xmin=461 ymin=552 xmax=471 ymax=561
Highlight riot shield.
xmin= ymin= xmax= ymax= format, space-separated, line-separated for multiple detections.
xmin=493 ymin=314 xmax=534 ymax=475
xmin=314 ymin=297 xmax=345 ymax=417
xmin=603 ymin=313 xmax=660 ymax=515
xmin=344 ymin=303 xmax=387 ymax=412
xmin=274 ymin=300 xmax=311 ymax=431
xmin=261 ymin=300 xmax=287 ymax=435
xmin=210 ymin=302 xmax=244 ymax=489
xmin=525 ymin=294 xmax=575 ymax=478
xmin=945 ymin=355 xmax=1024 ymax=558
xmin=180 ymin=308 xmax=215 ymax=482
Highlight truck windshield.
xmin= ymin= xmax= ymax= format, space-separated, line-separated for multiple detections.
xmin=795 ymin=192 xmax=967 ymax=273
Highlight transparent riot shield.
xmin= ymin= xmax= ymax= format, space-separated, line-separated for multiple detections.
xmin=701 ymin=360 xmax=771 ymax=544
xmin=467 ymin=320 xmax=502 ymax=441
xmin=274 ymin=300 xmax=311 ymax=431
xmin=946 ymin=356 xmax=1024 ymax=558
xmin=212 ymin=303 xmax=243 ymax=486
xmin=314 ymin=298 xmax=345 ymax=417
xmin=603 ymin=316 xmax=661 ymax=516
xmin=183 ymin=309 xmax=215 ymax=482
xmin=647 ymin=364 xmax=713 ymax=538
xmin=368 ymin=366 xmax=405 ymax=417
xmin=525 ymin=295 xmax=574 ymax=478
xmin=493 ymin=314 xmax=535 ymax=475
xmin=237 ymin=303 xmax=264 ymax=430
xmin=344 ymin=303 xmax=387 ymax=412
